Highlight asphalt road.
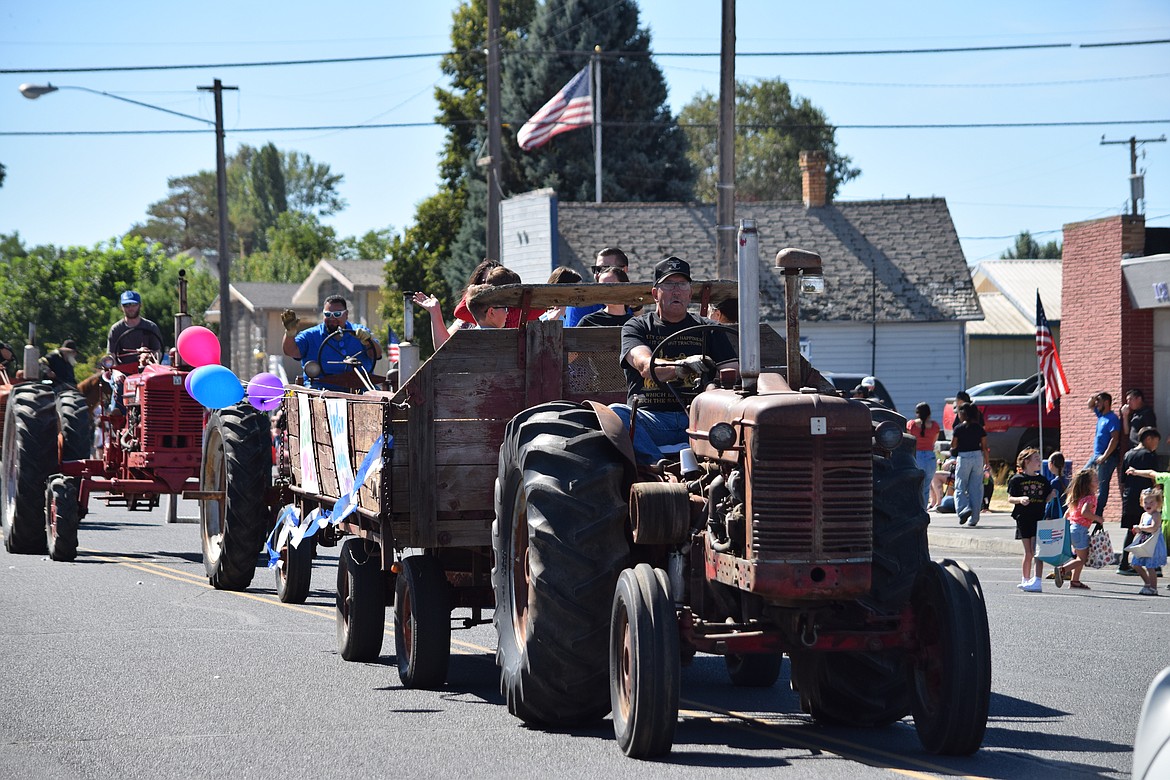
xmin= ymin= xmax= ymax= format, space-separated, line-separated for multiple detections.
xmin=1 ymin=499 xmax=1161 ymax=779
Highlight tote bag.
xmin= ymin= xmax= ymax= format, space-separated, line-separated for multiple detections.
xmin=1086 ymin=523 xmax=1115 ymax=569
xmin=1125 ymin=531 xmax=1160 ymax=558
xmin=1036 ymin=497 xmax=1073 ymax=566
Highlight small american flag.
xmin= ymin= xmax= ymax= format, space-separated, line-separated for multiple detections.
xmin=1036 ymin=293 xmax=1069 ymax=412
xmin=517 ymin=65 xmax=593 ymax=151
xmin=387 ymin=327 xmax=400 ymax=364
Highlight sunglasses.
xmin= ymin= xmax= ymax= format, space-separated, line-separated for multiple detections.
xmin=591 ymin=264 xmax=627 ymax=274
xmin=323 ymin=309 xmax=347 ymax=319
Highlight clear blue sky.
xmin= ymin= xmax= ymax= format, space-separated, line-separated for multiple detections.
xmin=2 ymin=0 xmax=1168 ymax=265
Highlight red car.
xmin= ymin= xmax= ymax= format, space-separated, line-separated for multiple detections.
xmin=942 ymin=375 xmax=1060 ymax=463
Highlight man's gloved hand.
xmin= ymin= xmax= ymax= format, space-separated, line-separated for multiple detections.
xmin=281 ymin=308 xmax=300 ymax=335
xmin=674 ymin=354 xmax=713 ymax=387
xmin=355 ymin=328 xmax=374 ymax=348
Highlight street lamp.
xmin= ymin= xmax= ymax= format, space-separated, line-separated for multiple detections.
xmin=19 ymin=80 xmax=238 ymax=371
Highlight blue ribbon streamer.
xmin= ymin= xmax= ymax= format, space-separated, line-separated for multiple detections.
xmin=265 ymin=434 xmax=389 ymax=568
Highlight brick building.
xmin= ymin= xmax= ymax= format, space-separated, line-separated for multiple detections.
xmin=1061 ymin=214 xmax=1170 ymax=509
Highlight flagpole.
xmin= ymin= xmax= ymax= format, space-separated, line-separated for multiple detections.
xmin=1036 ymin=289 xmax=1044 ymax=461
xmin=593 ymin=45 xmax=602 ymax=203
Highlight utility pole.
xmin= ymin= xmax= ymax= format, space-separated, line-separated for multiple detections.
xmin=1101 ymin=134 xmax=1165 ymax=216
xmin=483 ymin=0 xmax=502 ymax=261
xmin=198 ymin=78 xmax=238 ymax=370
xmin=715 ymin=0 xmax=736 ymax=280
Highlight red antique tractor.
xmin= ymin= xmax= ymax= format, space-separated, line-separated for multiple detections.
xmin=1 ymin=273 xmax=205 ymax=561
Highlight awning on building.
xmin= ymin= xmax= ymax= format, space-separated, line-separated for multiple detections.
xmin=1122 ymin=253 xmax=1170 ymax=309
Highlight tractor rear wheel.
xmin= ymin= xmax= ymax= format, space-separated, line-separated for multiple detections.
xmin=45 ymin=475 xmax=80 ymax=562
xmin=493 ymin=402 xmax=631 ymax=726
xmin=56 ymin=388 xmax=94 ymax=462
xmin=909 ymin=559 xmax=991 ymax=755
xmin=610 ymin=564 xmax=679 ymax=758
xmin=789 ymin=648 xmax=910 ymax=727
xmin=2 ymin=385 xmax=57 ymax=554
xmin=199 ymin=404 xmax=272 ymax=590
xmin=336 ymin=537 xmax=385 ymax=662
xmin=394 ymin=554 xmax=451 ymax=689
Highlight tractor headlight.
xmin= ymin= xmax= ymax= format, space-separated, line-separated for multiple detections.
xmin=708 ymin=422 xmax=737 ymax=451
xmin=874 ymin=420 xmax=903 ymax=451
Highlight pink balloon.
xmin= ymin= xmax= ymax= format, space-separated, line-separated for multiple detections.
xmin=177 ymin=326 xmax=221 ymax=367
xmin=247 ymin=372 xmax=285 ymax=412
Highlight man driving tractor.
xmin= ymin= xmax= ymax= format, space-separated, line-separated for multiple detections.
xmin=106 ymin=290 xmax=165 ymax=364
xmin=282 ymin=295 xmax=380 ymax=391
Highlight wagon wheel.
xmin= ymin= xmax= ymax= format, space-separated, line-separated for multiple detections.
xmin=335 ymin=537 xmax=385 ymax=662
xmin=45 ymin=475 xmax=80 ymax=562
xmin=275 ymin=535 xmax=314 ymax=604
xmin=394 ymin=554 xmax=451 ymax=689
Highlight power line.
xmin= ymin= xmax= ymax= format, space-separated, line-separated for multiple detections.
xmin=4 ymin=37 xmax=1168 ymax=75
xmin=4 ymin=118 xmax=1167 ymax=137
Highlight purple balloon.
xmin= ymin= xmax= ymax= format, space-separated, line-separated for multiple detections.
xmin=184 ymin=370 xmax=195 ymax=396
xmin=247 ymin=372 xmax=285 ymax=412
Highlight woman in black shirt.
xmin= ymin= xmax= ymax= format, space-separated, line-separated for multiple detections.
xmin=950 ymin=403 xmax=989 ymax=527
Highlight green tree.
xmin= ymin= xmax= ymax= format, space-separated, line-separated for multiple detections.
xmin=131 ymin=145 xmax=345 ymax=256
xmin=235 ymin=211 xmax=337 ymax=283
xmin=1001 ymin=230 xmax=1061 ymax=259
xmin=382 ymin=189 xmax=462 ymax=355
xmin=338 ymin=228 xmax=395 ymax=261
xmin=679 ymin=79 xmax=860 ymax=203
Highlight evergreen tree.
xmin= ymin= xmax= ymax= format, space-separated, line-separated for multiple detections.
xmin=1001 ymin=230 xmax=1061 ymax=259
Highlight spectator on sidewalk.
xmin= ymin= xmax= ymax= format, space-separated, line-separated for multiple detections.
xmin=907 ymin=402 xmax=940 ymax=508
xmin=1125 ymin=460 xmax=1170 ymax=591
xmin=953 ymin=391 xmax=985 ymax=426
xmin=950 ymin=402 xmax=989 ymax=527
xmin=1121 ymin=388 xmax=1157 ymax=449
xmin=1088 ymin=392 xmax=1122 ymax=520
xmin=1047 ymin=451 xmax=1069 ymax=516
xmin=1119 ymin=427 xmax=1161 ymax=575
xmin=1058 ymin=468 xmax=1103 ymax=591
xmin=1129 ymin=488 xmax=1167 ymax=596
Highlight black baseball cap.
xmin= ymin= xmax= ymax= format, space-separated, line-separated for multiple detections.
xmin=653 ymin=256 xmax=691 ymax=286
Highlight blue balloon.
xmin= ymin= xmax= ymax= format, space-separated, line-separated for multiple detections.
xmin=187 ymin=364 xmax=244 ymax=409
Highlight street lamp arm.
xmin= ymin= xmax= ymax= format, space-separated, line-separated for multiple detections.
xmin=18 ymin=82 xmax=214 ymax=126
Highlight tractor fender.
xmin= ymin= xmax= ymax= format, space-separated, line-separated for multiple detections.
xmin=584 ymin=400 xmax=637 ymax=469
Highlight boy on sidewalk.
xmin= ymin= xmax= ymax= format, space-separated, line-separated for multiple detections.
xmin=1009 ymin=448 xmax=1055 ymax=592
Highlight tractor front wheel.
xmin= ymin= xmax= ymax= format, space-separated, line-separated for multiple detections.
xmin=45 ymin=475 xmax=80 ymax=562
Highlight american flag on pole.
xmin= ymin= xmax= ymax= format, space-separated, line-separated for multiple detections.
xmin=1036 ymin=293 xmax=1070 ymax=412
xmin=517 ymin=65 xmax=593 ymax=151
xmin=387 ymin=326 xmax=400 ymax=364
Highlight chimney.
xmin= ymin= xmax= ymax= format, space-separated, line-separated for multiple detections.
xmin=799 ymin=150 xmax=828 ymax=208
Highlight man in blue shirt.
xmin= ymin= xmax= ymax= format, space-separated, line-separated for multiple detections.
xmin=1088 ymin=391 xmax=1122 ymax=519
xmin=282 ymin=295 xmax=380 ymax=391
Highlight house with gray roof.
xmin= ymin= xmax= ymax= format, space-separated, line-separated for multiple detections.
xmin=969 ymin=259 xmax=1061 ymax=385
xmin=501 ymin=158 xmax=982 ymax=414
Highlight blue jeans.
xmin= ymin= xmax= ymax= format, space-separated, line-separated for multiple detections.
xmin=609 ymin=404 xmax=689 ymax=465
xmin=915 ymin=450 xmax=935 ymax=507
xmin=954 ymin=451 xmax=984 ymax=526
xmin=1094 ymin=454 xmax=1118 ymax=519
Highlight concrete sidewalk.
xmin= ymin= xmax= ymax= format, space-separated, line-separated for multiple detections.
xmin=927 ymin=507 xmax=1131 ymax=558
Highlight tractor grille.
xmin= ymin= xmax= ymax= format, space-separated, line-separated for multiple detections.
xmin=140 ymin=374 xmax=205 ymax=451
xmin=751 ymin=431 xmax=872 ymax=560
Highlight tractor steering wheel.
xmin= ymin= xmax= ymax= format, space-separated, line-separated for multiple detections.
xmin=646 ymin=323 xmax=738 ymax=410
xmin=110 ymin=328 xmax=164 ymax=367
xmin=305 ymin=327 xmax=372 ymax=387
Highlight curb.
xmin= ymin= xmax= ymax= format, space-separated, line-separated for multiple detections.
xmin=928 ymin=532 xmax=1020 ymax=556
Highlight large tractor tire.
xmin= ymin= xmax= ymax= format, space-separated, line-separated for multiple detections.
xmin=909 ymin=559 xmax=991 ymax=755
xmin=56 ymin=388 xmax=94 ymax=462
xmin=45 ymin=475 xmax=80 ymax=562
xmin=610 ymin=564 xmax=679 ymax=759
xmin=725 ymin=652 xmax=783 ymax=688
xmin=867 ymin=435 xmax=931 ymax=612
xmin=789 ymin=648 xmax=910 ymax=727
xmin=2 ymin=385 xmax=58 ymax=554
xmin=493 ymin=402 xmax=632 ymax=726
xmin=199 ymin=404 xmax=272 ymax=590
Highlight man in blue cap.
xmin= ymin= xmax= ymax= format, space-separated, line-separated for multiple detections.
xmin=106 ymin=290 xmax=165 ymax=365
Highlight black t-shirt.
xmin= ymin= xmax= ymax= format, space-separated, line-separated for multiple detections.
xmin=1128 ymin=407 xmax=1158 ymax=446
xmin=107 ymin=318 xmax=165 ymax=361
xmin=620 ymin=312 xmax=737 ymax=411
xmin=1120 ymin=445 xmax=1159 ymax=522
xmin=1008 ymin=473 xmax=1051 ymax=522
xmin=577 ymin=310 xmax=633 ymax=328
xmin=951 ymin=421 xmax=986 ymax=453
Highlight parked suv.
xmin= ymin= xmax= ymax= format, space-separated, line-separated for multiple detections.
xmin=942 ymin=375 xmax=1059 ymax=464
